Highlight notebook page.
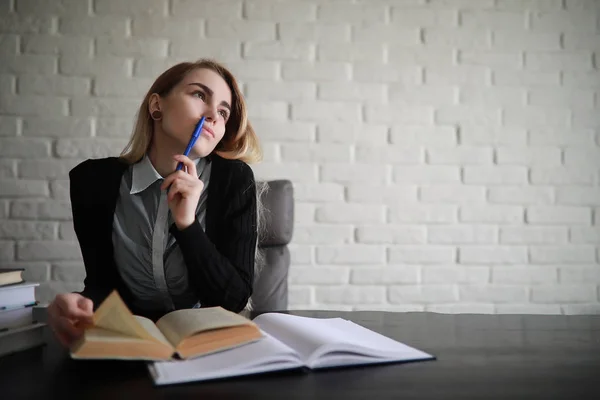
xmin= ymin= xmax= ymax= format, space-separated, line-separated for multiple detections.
xmin=149 ymin=331 xmax=303 ymax=386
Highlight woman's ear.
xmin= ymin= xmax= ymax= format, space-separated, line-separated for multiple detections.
xmin=148 ymin=93 xmax=161 ymax=115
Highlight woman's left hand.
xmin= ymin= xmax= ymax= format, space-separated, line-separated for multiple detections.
xmin=160 ymin=154 xmax=204 ymax=230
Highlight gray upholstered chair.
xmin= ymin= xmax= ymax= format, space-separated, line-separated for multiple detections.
xmin=250 ymin=180 xmax=294 ymax=312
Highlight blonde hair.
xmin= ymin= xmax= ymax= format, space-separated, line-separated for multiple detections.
xmin=120 ymin=59 xmax=262 ymax=164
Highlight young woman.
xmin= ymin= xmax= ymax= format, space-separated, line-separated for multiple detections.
xmin=47 ymin=59 xmax=262 ymax=347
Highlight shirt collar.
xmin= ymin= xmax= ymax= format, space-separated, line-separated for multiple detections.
xmin=130 ymin=155 xmax=202 ymax=195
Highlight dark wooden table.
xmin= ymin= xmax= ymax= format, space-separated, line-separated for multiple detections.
xmin=1 ymin=310 xmax=599 ymax=399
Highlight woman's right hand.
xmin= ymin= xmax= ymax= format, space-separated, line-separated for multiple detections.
xmin=47 ymin=293 xmax=94 ymax=348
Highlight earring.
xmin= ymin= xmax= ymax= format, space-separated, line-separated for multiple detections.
xmin=151 ymin=110 xmax=162 ymax=120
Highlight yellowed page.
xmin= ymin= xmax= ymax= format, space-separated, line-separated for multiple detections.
xmin=93 ymin=290 xmax=159 ymax=343
xmin=156 ymin=307 xmax=255 ymax=347
xmin=135 ymin=316 xmax=171 ymax=346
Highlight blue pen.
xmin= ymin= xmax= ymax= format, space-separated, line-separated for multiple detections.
xmin=176 ymin=116 xmax=206 ymax=171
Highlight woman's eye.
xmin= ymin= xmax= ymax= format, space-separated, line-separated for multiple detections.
xmin=219 ymin=110 xmax=228 ymax=119
xmin=192 ymin=91 xmax=205 ymax=100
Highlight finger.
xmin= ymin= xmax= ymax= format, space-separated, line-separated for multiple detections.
xmin=57 ymin=316 xmax=84 ymax=339
xmin=57 ymin=297 xmax=92 ymax=320
xmin=77 ymin=297 xmax=94 ymax=315
xmin=160 ymin=171 xmax=188 ymax=191
xmin=173 ymin=154 xmax=197 ymax=177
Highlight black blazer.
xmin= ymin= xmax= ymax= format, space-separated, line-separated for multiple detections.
xmin=69 ymin=154 xmax=258 ymax=320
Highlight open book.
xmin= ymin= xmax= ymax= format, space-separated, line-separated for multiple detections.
xmin=149 ymin=312 xmax=435 ymax=385
xmin=70 ymin=291 xmax=262 ymax=361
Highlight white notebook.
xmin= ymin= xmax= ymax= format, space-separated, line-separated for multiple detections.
xmin=148 ymin=313 xmax=435 ymax=386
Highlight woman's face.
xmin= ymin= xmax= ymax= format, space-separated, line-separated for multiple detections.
xmin=153 ymin=68 xmax=232 ymax=158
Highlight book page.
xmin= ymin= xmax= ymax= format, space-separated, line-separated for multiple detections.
xmin=156 ymin=307 xmax=254 ymax=347
xmin=93 ymin=291 xmax=158 ymax=343
xmin=135 ymin=316 xmax=171 ymax=346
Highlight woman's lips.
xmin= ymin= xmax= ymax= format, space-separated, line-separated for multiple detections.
xmin=202 ymin=126 xmax=215 ymax=138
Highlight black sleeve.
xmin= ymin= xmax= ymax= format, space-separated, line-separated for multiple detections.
xmin=170 ymin=162 xmax=257 ymax=313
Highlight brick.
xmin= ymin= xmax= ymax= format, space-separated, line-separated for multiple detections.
xmin=315 ymin=286 xmax=386 ymax=305
xmin=426 ymin=65 xmax=489 ymax=86
xmin=293 ymin=101 xmax=361 ymax=122
xmin=530 ymin=167 xmax=594 ymax=185
xmin=460 ymin=205 xmax=523 ymax=224
xmin=244 ymin=41 xmax=311 ymax=61
xmin=389 ymin=246 xmax=455 ymax=264
xmin=71 ymin=98 xmax=139 ymax=117
xmin=459 ymin=87 xmax=525 ymax=106
xmin=346 ymin=184 xmax=417 ymax=204
xmin=500 ymin=227 xmax=567 ymax=244
xmin=527 ymin=206 xmax=591 ymax=225
xmin=570 ymin=227 xmax=600 ymax=244
xmin=280 ymin=23 xmax=349 ymax=43
xmin=424 ymin=28 xmax=491 ymax=49
xmin=131 ymin=16 xmax=202 ymax=38
xmin=420 ymin=185 xmax=486 ymax=203
xmin=0 ymin=15 xmax=53 ymax=34
xmin=317 ymin=245 xmax=385 ymax=265
xmin=317 ymin=123 xmax=387 ymax=145
xmin=389 ymin=285 xmax=458 ymax=304
xmin=488 ymin=187 xmax=554 ymax=205
xmin=246 ymin=1 xmax=315 ymax=22
xmin=97 ymin=37 xmax=168 ymax=57
xmin=315 ymin=204 xmax=385 ymax=224
xmin=0 ymin=221 xmax=56 ymax=240
xmin=60 ymin=55 xmax=130 ymax=77
xmin=289 ymin=267 xmax=349 ymax=285
xmin=319 ymin=82 xmax=386 ymax=103
xmin=428 ymin=304 xmax=497 ymax=313
xmin=172 ymin=0 xmax=242 ymax=18
xmin=366 ymin=105 xmax=433 ymax=124
xmin=459 ymin=285 xmax=528 ymax=302
xmin=564 ymin=148 xmax=600 ymax=168
xmin=493 ymin=70 xmax=559 ymax=86
xmin=351 ymin=266 xmax=420 ymax=285
xmin=572 ymin=109 xmax=600 ymax=129
xmin=423 ymin=266 xmax=490 ymax=284
xmin=17 ymin=241 xmax=80 ymax=261
xmin=389 ymin=47 xmax=454 ymax=67
xmin=21 ymin=35 xmax=92 ymax=55
xmin=318 ymin=42 xmax=383 ymax=62
xmin=288 ymin=286 xmax=313 ymax=305
xmin=530 ymin=246 xmax=596 ymax=264
xmin=353 ymin=26 xmax=418 ymax=45
xmin=22 ymin=117 xmax=92 ymax=138
xmin=497 ymin=31 xmax=561 ymax=51
xmin=294 ymin=203 xmax=314 ymax=225
xmin=321 ymin=164 xmax=388 ymax=184
xmin=460 ymin=126 xmax=527 ymax=146
xmin=293 ymin=225 xmax=353 ymax=245
xmin=0 ymin=179 xmax=48 ymax=197
xmin=389 ymin=205 xmax=456 ymax=223
xmin=293 ymin=183 xmax=343 ymax=202
xmin=461 ymin=10 xmax=526 ymax=30
xmin=436 ymin=105 xmax=500 ymax=125
xmin=430 ymin=0 xmax=494 ymax=8
xmin=318 ymin=3 xmax=386 ymax=23
xmin=463 ymin=166 xmax=527 ymax=184
xmin=0 ymin=241 xmax=15 ymax=261
xmin=289 ymin=245 xmax=313 ymax=265
xmin=59 ymin=16 xmax=128 ymax=36
xmin=0 ymin=34 xmax=18 ymax=56
xmin=51 ymin=262 xmax=85 ymax=282
xmin=0 ymin=201 xmax=7 ymax=218
xmin=391 ymin=7 xmax=458 ymax=27
xmin=428 ymin=225 xmax=497 ymax=246
xmin=94 ymin=0 xmax=166 ymax=15
xmin=459 ymin=246 xmax=528 ymax=264
xmin=532 ymin=285 xmax=597 ymax=303
xmin=396 ymin=166 xmax=461 ymax=184
xmin=55 ymin=139 xmax=127 ymax=158
xmin=172 ymin=39 xmax=242 ymax=61
xmin=18 ymin=74 xmax=90 ymax=96
xmin=224 ymin=61 xmax=278 ymax=81
xmin=496 ymin=147 xmax=561 ymax=166
xmin=531 ymin=10 xmax=597 ymax=32
xmin=0 ymin=54 xmax=56 ymax=74
xmin=0 ymin=160 xmax=15 ymax=177
xmin=251 ymin=120 xmax=315 ymax=142
xmin=0 ymin=94 xmax=67 ymax=117
xmin=0 ymin=138 xmax=50 ymax=158
xmin=0 ymin=75 xmax=14 ymax=95
xmin=246 ymin=81 xmax=316 ymax=101
xmin=562 ymin=71 xmax=600 ymax=88
xmin=529 ymin=128 xmax=594 ymax=146
xmin=390 ymin=126 xmax=457 ymax=146
xmin=525 ymin=52 xmax=593 ymax=72
xmin=207 ymin=19 xmax=275 ymax=40
xmin=93 ymin=76 xmax=153 ymax=97
xmin=496 ymin=0 xmax=563 ymax=12
xmin=19 ymin=159 xmax=81 ymax=179
xmin=557 ymin=187 xmax=600 ymax=206
xmin=282 ymin=61 xmax=350 ymax=81
xmin=561 ymin=304 xmax=600 ymax=315
xmin=356 ymin=145 xmax=422 ymax=164
xmin=258 ymin=142 xmax=279 ymax=163
xmin=497 ymin=304 xmax=562 ymax=314
xmin=252 ymin=162 xmax=317 ymax=183
xmin=11 ymin=200 xmax=72 ymax=220
xmin=280 ymin=144 xmax=350 ymax=162
xmin=427 ymin=147 xmax=492 ymax=165
xmin=560 ymin=265 xmax=600 ymax=284
xmin=529 ymin=88 xmax=594 ymax=109
xmin=59 ymin=222 xmax=76 ymax=240
xmin=390 ymin=85 xmax=456 ymax=107
xmin=132 ymin=57 xmax=186 ymax=78
xmin=15 ymin=0 xmax=89 ymax=14
xmin=353 ymin=64 xmax=420 ymax=84
xmin=246 ymin=101 xmax=288 ymax=120
xmin=357 ymin=226 xmax=425 ymax=245
xmin=460 ymin=50 xmax=521 ymax=69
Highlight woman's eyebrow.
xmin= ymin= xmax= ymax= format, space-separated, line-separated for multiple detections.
xmin=188 ymin=82 xmax=231 ymax=111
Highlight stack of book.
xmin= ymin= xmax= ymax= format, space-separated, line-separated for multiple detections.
xmin=0 ymin=268 xmax=46 ymax=358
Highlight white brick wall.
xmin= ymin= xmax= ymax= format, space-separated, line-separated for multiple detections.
xmin=0 ymin=0 xmax=599 ymax=314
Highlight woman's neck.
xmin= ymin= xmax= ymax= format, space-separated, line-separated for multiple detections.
xmin=147 ymin=134 xmax=180 ymax=178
